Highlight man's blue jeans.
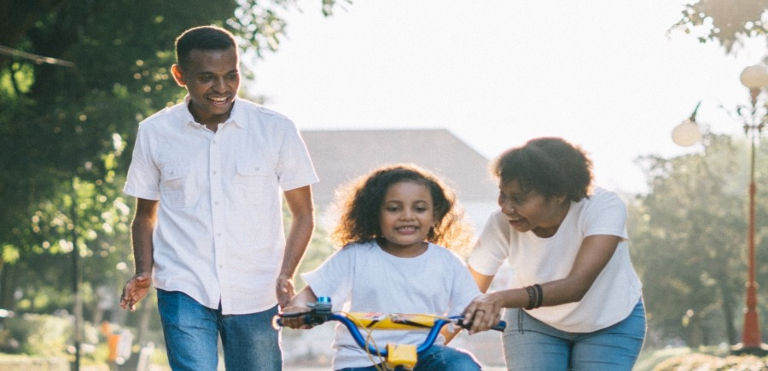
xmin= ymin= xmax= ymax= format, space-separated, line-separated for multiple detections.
xmin=503 ymin=299 xmax=646 ymax=370
xmin=156 ymin=289 xmax=281 ymax=371
xmin=338 ymin=344 xmax=481 ymax=371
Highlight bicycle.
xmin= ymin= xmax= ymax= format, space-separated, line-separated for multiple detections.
xmin=274 ymin=296 xmax=506 ymax=370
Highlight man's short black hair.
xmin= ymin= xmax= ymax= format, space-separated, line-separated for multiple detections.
xmin=175 ymin=26 xmax=237 ymax=67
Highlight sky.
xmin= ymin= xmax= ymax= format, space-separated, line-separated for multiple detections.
xmin=245 ymin=0 xmax=767 ymax=195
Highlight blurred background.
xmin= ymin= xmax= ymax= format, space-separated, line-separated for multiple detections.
xmin=2 ymin=0 xmax=768 ymax=370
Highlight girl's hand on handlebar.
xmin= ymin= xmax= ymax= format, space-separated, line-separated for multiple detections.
xmin=279 ymin=305 xmax=313 ymax=329
xmin=462 ymin=293 xmax=503 ymax=335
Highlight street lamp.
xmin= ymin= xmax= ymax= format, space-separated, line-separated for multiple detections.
xmin=737 ymin=64 xmax=767 ymax=353
xmin=671 ymin=64 xmax=768 ymax=354
xmin=671 ymin=101 xmax=702 ymax=147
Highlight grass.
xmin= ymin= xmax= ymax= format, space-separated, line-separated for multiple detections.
xmin=634 ymin=345 xmax=768 ymax=371
xmin=635 ymin=347 xmax=693 ymax=371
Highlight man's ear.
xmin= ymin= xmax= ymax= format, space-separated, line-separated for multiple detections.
xmin=171 ymin=64 xmax=186 ymax=87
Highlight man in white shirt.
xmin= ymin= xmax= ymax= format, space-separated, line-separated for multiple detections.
xmin=119 ymin=25 xmax=318 ymax=370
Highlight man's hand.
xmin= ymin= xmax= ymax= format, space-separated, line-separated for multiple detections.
xmin=276 ymin=274 xmax=296 ymax=308
xmin=120 ymin=272 xmax=152 ymax=311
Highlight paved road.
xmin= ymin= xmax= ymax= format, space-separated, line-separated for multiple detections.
xmin=285 ymin=368 xmax=506 ymax=371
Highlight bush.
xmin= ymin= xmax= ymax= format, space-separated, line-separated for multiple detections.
xmin=0 ymin=354 xmax=69 ymax=371
xmin=1 ymin=313 xmax=72 ymax=356
xmin=651 ymin=352 xmax=768 ymax=370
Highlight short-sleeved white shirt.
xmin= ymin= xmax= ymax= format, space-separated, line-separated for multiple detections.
xmin=468 ymin=187 xmax=643 ymax=332
xmin=124 ymin=97 xmax=318 ymax=314
xmin=302 ymin=241 xmax=481 ymax=370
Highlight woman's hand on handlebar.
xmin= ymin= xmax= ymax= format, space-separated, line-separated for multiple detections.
xmin=462 ymin=292 xmax=504 ymax=335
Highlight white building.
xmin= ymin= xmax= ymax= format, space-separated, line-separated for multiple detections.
xmin=301 ymin=128 xmax=499 ymax=230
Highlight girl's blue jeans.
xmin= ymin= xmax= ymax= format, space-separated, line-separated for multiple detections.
xmin=156 ymin=289 xmax=281 ymax=371
xmin=338 ymin=344 xmax=481 ymax=371
xmin=503 ymin=299 xmax=646 ymax=370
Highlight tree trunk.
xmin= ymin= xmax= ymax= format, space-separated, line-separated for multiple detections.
xmin=720 ymin=283 xmax=739 ymax=345
xmin=688 ymin=313 xmax=704 ymax=347
xmin=0 ymin=264 xmax=17 ymax=311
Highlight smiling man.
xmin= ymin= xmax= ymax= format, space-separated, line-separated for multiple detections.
xmin=119 ymin=26 xmax=318 ymax=370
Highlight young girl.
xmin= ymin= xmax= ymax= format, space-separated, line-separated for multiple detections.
xmin=282 ymin=164 xmax=483 ymax=371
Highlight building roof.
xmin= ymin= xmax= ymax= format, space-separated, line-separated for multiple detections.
xmin=301 ymin=129 xmax=499 ymax=205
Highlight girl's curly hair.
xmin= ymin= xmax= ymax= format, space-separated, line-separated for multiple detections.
xmin=330 ymin=164 xmax=473 ymax=253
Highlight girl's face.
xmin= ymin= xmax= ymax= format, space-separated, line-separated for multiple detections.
xmin=498 ymin=180 xmax=569 ymax=238
xmin=378 ymin=181 xmax=435 ymax=257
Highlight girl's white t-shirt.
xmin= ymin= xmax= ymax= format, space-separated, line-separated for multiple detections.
xmin=302 ymin=241 xmax=481 ymax=370
xmin=468 ymin=187 xmax=643 ymax=333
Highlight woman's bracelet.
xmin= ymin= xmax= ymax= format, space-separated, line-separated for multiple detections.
xmin=533 ymin=284 xmax=543 ymax=308
xmin=524 ymin=285 xmax=536 ymax=310
xmin=524 ymin=284 xmax=544 ymax=310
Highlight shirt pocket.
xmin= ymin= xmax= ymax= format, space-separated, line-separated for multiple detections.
xmin=235 ymin=160 xmax=274 ymax=205
xmin=160 ymin=163 xmax=191 ymax=208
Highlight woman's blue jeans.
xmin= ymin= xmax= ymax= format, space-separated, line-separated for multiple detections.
xmin=338 ymin=344 xmax=481 ymax=371
xmin=503 ymin=299 xmax=646 ymax=370
xmin=156 ymin=289 xmax=281 ymax=371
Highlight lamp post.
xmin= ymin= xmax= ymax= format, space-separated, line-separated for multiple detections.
xmin=672 ymin=64 xmax=768 ymax=353
xmin=737 ymin=64 xmax=767 ymax=352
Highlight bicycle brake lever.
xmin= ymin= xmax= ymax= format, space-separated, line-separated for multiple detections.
xmin=302 ymin=297 xmax=333 ymax=326
xmin=456 ymin=318 xmax=507 ymax=332
xmin=274 ymin=297 xmax=335 ymax=329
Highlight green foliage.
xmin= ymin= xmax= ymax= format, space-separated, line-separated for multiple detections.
xmin=282 ymin=202 xmax=336 ymax=291
xmin=629 ymin=133 xmax=768 ymax=347
xmin=1 ymin=314 xmax=72 ymax=356
xmin=672 ymin=0 xmax=768 ymax=53
xmin=0 ymin=62 xmax=34 ymax=97
xmin=294 ymin=223 xmax=336 ymax=291
xmin=0 ymin=0 xmax=342 ymax=322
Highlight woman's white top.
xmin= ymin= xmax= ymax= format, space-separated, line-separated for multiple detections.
xmin=468 ymin=187 xmax=643 ymax=333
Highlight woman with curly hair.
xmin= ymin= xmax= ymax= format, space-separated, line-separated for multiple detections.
xmin=463 ymin=137 xmax=646 ymax=371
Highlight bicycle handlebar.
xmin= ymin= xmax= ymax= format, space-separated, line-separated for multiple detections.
xmin=275 ymin=297 xmax=506 ymax=358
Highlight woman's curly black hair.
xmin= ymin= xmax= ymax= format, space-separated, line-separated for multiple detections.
xmin=331 ymin=164 xmax=473 ymax=252
xmin=492 ymin=137 xmax=593 ymax=202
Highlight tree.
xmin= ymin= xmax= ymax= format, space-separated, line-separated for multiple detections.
xmin=673 ymin=0 xmax=768 ymax=53
xmin=629 ymin=133 xmax=768 ymax=347
xmin=0 ymin=0 xmax=343 ymax=317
